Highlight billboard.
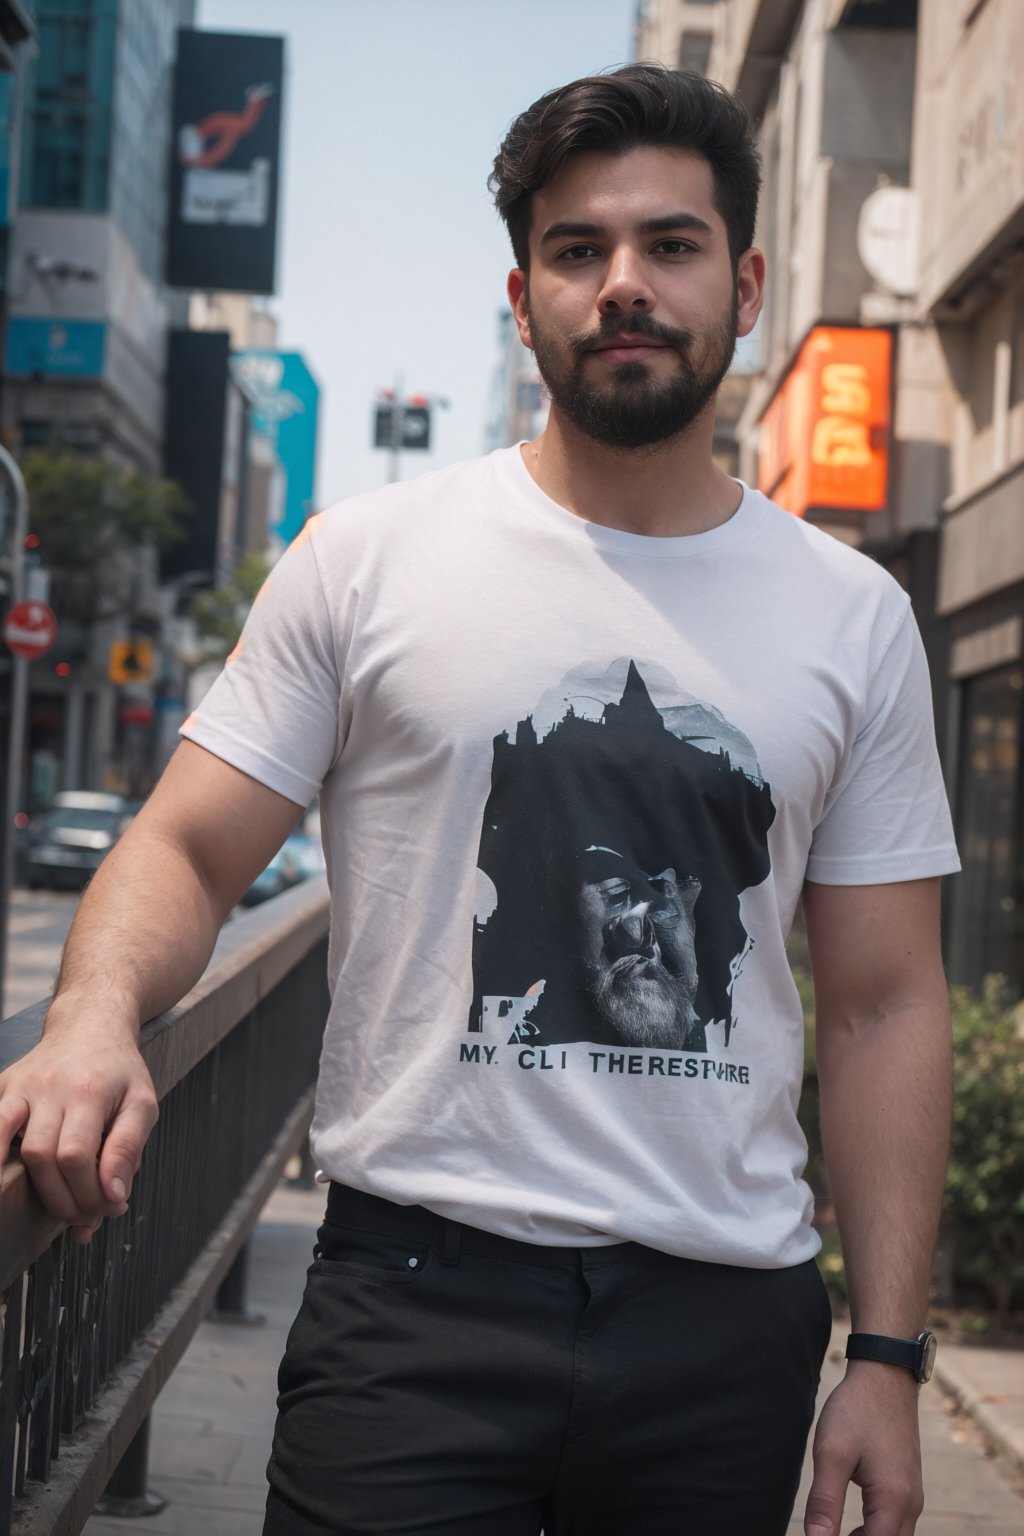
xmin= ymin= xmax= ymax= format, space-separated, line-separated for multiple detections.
xmin=162 ymin=329 xmax=232 ymax=582
xmin=758 ymin=326 xmax=892 ymax=519
xmin=234 ymin=350 xmax=320 ymax=545
xmin=5 ymin=318 xmax=105 ymax=377
xmin=166 ymin=29 xmax=284 ymax=294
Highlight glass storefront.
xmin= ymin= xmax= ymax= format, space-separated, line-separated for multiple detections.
xmin=19 ymin=0 xmax=117 ymax=211
xmin=947 ymin=663 xmax=1023 ymax=994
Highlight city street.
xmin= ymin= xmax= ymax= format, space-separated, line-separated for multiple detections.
xmin=4 ymin=886 xmax=77 ymax=1018
xmin=2 ymin=3 xmax=1024 ymax=1533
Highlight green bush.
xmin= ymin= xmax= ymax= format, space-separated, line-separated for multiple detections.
xmin=793 ymin=962 xmax=1024 ymax=1317
xmin=792 ymin=963 xmax=828 ymax=1201
xmin=817 ymin=1225 xmax=847 ymax=1305
xmin=944 ymin=976 xmax=1024 ymax=1318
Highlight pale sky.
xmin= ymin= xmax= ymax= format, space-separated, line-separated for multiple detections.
xmin=195 ymin=0 xmax=637 ymax=506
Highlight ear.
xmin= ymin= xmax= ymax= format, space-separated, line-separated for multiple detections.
xmin=735 ymin=247 xmax=766 ymax=339
xmin=507 ymin=269 xmax=533 ymax=351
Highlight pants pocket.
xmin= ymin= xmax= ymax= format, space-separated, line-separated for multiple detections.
xmin=809 ymin=1257 xmax=834 ymax=1359
xmin=310 ymin=1218 xmax=431 ymax=1285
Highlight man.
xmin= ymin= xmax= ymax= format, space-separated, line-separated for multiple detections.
xmin=0 ymin=66 xmax=958 ymax=1536
xmin=574 ymin=846 xmax=703 ymax=1050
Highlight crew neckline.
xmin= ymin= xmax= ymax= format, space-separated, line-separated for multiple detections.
xmin=494 ymin=442 xmax=767 ymax=559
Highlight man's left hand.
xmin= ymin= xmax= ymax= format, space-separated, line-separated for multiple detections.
xmin=804 ymin=1365 xmax=924 ymax=1536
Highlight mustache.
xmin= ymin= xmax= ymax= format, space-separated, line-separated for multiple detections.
xmin=568 ymin=311 xmax=695 ymax=357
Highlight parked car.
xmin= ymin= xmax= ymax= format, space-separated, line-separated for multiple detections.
xmin=239 ymin=842 xmax=305 ymax=907
xmin=238 ymin=829 xmax=326 ymax=907
xmin=282 ymin=830 xmax=327 ymax=880
xmin=22 ymin=792 xmax=130 ymax=891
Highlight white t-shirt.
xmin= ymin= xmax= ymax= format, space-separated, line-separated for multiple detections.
xmin=182 ymin=446 xmax=959 ymax=1269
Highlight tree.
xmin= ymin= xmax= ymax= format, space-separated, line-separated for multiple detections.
xmin=22 ymin=449 xmax=188 ymax=630
xmin=944 ymin=977 xmax=1024 ymax=1319
xmin=189 ymin=553 xmax=271 ymax=656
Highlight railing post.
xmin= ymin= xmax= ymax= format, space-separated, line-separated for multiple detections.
xmin=1 ymin=882 xmax=330 ymax=1530
xmin=93 ymin=1414 xmax=166 ymax=1518
xmin=211 ymin=1239 xmax=265 ymax=1326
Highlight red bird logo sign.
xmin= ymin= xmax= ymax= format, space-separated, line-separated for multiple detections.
xmin=178 ymin=82 xmax=275 ymax=227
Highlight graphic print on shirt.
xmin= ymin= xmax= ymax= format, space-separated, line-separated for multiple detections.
xmin=467 ymin=658 xmax=775 ymax=1052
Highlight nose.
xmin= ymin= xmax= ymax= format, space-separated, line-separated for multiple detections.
xmin=604 ymin=903 xmax=660 ymax=961
xmin=597 ymin=245 xmax=656 ymax=315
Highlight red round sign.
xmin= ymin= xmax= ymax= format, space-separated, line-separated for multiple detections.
xmin=3 ymin=600 xmax=58 ymax=660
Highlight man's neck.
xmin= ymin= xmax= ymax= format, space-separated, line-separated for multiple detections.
xmin=520 ymin=405 xmax=742 ymax=538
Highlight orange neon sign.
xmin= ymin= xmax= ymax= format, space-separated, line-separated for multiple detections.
xmin=758 ymin=326 xmax=892 ymax=518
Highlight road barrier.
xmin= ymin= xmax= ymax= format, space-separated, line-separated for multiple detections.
xmin=0 ymin=877 xmax=330 ymax=1535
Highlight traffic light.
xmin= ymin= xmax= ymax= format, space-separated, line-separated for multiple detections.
xmin=373 ymin=402 xmax=432 ymax=451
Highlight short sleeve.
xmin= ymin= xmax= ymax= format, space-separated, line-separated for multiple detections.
xmin=180 ymin=521 xmax=343 ymax=806
xmin=806 ymin=602 xmax=960 ymax=885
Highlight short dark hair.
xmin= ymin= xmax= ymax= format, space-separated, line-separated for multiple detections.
xmin=489 ymin=64 xmax=761 ymax=270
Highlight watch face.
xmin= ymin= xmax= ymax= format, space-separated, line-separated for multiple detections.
xmin=919 ymin=1332 xmax=937 ymax=1384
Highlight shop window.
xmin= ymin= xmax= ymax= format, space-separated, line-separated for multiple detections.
xmin=18 ymin=419 xmax=57 ymax=448
xmin=841 ymin=0 xmax=918 ymax=25
xmin=1009 ymin=293 xmax=1024 ymax=410
xmin=947 ymin=664 xmax=1023 ymax=994
xmin=677 ymin=32 xmax=712 ymax=76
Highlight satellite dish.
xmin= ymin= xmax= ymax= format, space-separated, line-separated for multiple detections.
xmin=857 ymin=185 xmax=919 ymax=298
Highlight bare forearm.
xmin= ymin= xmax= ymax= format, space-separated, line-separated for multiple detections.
xmin=817 ymin=997 xmax=952 ymax=1334
xmin=45 ymin=824 xmax=227 ymax=1040
xmin=1 ymin=744 xmax=304 ymax=1240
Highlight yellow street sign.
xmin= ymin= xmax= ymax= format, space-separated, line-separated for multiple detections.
xmin=109 ymin=638 xmax=155 ymax=685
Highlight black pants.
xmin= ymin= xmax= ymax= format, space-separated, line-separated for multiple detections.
xmin=263 ymin=1185 xmax=832 ymax=1535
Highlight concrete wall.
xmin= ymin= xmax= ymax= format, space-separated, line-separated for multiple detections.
xmin=7 ymin=209 xmax=172 ymax=469
xmin=635 ymin=0 xmax=721 ymax=68
xmin=914 ymin=0 xmax=1024 ymax=312
xmin=911 ymin=0 xmax=1024 ymax=613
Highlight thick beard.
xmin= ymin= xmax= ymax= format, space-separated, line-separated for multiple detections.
xmin=530 ymin=299 xmax=738 ymax=451
xmin=585 ymin=957 xmax=700 ymax=1050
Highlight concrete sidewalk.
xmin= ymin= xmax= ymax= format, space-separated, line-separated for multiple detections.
xmin=932 ymin=1341 xmax=1024 ymax=1490
xmin=82 ymin=1182 xmax=1024 ymax=1536
xmin=82 ymin=1182 xmax=324 ymax=1536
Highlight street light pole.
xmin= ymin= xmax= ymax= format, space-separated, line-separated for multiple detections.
xmin=387 ymin=374 xmax=404 ymax=484
xmin=0 ymin=443 xmax=29 ymax=1014
xmin=374 ymin=382 xmax=450 ymax=479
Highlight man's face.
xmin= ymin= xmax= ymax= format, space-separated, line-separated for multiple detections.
xmin=575 ymin=848 xmax=701 ymax=1048
xmin=507 ymin=146 xmax=762 ymax=450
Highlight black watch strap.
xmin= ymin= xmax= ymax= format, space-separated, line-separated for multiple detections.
xmin=845 ymin=1331 xmax=937 ymax=1384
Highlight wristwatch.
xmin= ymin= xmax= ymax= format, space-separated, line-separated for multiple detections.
xmin=845 ymin=1331 xmax=937 ymax=1384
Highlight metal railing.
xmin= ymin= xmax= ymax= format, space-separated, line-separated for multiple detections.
xmin=0 ymin=876 xmax=331 ymax=1536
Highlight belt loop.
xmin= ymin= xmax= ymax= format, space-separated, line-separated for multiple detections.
xmin=441 ymin=1220 xmax=462 ymax=1267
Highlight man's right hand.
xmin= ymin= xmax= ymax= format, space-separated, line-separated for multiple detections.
xmin=0 ymin=1019 xmax=158 ymax=1244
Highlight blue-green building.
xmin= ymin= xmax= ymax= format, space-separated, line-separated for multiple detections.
xmin=2 ymin=0 xmax=196 ymax=795
xmin=4 ymin=0 xmax=195 ymax=470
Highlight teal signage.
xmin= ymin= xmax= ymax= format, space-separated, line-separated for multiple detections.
xmin=6 ymin=318 xmax=106 ymax=377
xmin=233 ymin=349 xmax=320 ymax=545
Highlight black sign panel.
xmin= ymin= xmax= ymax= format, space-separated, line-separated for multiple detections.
xmin=162 ymin=329 xmax=231 ymax=583
xmin=373 ymin=404 xmax=432 ymax=451
xmin=166 ymin=29 xmax=284 ymax=294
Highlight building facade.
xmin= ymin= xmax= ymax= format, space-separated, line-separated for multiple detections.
xmin=912 ymin=0 xmax=1024 ymax=994
xmin=484 ymin=308 xmax=547 ymax=452
xmin=6 ymin=0 xmax=194 ymax=470
xmin=635 ymin=0 xmax=1020 ymax=995
xmin=3 ymin=0 xmax=195 ymax=801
